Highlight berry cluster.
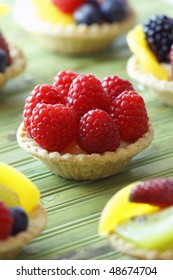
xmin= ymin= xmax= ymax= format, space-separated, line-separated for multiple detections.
xmin=23 ymin=71 xmax=149 ymax=154
xmin=143 ymin=15 xmax=173 ymax=63
xmin=0 ymin=202 xmax=28 ymax=240
xmin=52 ymin=0 xmax=128 ymax=25
xmin=0 ymin=31 xmax=11 ymax=72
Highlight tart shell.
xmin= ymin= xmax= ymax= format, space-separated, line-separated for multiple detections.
xmin=0 ymin=44 xmax=26 ymax=89
xmin=17 ymin=123 xmax=154 ymax=181
xmin=14 ymin=0 xmax=136 ymax=54
xmin=0 ymin=204 xmax=46 ymax=260
xmin=109 ymin=233 xmax=173 ymax=260
xmin=127 ymin=55 xmax=173 ymax=106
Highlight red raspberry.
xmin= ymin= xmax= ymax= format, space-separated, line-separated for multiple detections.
xmin=77 ymin=109 xmax=120 ymax=154
xmin=53 ymin=70 xmax=79 ymax=104
xmin=30 ymin=103 xmax=78 ymax=152
xmin=0 ymin=202 xmax=13 ymax=240
xmin=52 ymin=0 xmax=86 ymax=13
xmin=110 ymin=90 xmax=149 ymax=142
xmin=0 ymin=31 xmax=11 ymax=66
xmin=23 ymin=84 xmax=64 ymax=135
xmin=129 ymin=178 xmax=173 ymax=208
xmin=67 ymin=74 xmax=110 ymax=119
xmin=102 ymin=75 xmax=134 ymax=102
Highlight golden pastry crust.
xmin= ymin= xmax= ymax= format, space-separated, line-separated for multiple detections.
xmin=17 ymin=122 xmax=154 ymax=180
xmin=109 ymin=233 xmax=173 ymax=260
xmin=0 ymin=204 xmax=46 ymax=260
xmin=127 ymin=55 xmax=173 ymax=106
xmin=0 ymin=44 xmax=26 ymax=88
xmin=14 ymin=0 xmax=136 ymax=54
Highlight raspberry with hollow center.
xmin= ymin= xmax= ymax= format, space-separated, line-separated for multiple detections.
xmin=53 ymin=70 xmax=79 ymax=104
xmin=30 ymin=103 xmax=78 ymax=152
xmin=129 ymin=178 xmax=173 ymax=207
xmin=67 ymin=74 xmax=110 ymax=119
xmin=52 ymin=0 xmax=86 ymax=13
xmin=110 ymin=90 xmax=149 ymax=142
xmin=102 ymin=75 xmax=134 ymax=102
xmin=77 ymin=109 xmax=120 ymax=154
xmin=23 ymin=84 xmax=64 ymax=136
xmin=0 ymin=202 xmax=13 ymax=240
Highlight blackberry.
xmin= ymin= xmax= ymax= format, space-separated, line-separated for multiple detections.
xmin=0 ymin=31 xmax=11 ymax=66
xmin=10 ymin=207 xmax=28 ymax=235
xmin=143 ymin=15 xmax=173 ymax=63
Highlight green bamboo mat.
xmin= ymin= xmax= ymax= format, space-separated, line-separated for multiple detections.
xmin=0 ymin=0 xmax=173 ymax=260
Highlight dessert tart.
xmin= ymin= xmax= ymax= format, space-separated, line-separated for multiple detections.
xmin=14 ymin=0 xmax=136 ymax=54
xmin=126 ymin=15 xmax=173 ymax=106
xmin=17 ymin=71 xmax=153 ymax=180
xmin=99 ymin=178 xmax=173 ymax=260
xmin=0 ymin=162 xmax=46 ymax=259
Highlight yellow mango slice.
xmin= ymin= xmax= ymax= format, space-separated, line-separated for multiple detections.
xmin=32 ymin=0 xmax=74 ymax=25
xmin=0 ymin=162 xmax=40 ymax=213
xmin=0 ymin=4 xmax=9 ymax=17
xmin=0 ymin=184 xmax=20 ymax=208
xmin=127 ymin=25 xmax=170 ymax=80
xmin=98 ymin=182 xmax=159 ymax=236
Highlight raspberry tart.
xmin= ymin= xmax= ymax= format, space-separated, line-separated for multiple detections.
xmin=126 ymin=15 xmax=173 ymax=106
xmin=99 ymin=178 xmax=173 ymax=259
xmin=0 ymin=162 xmax=46 ymax=259
xmin=14 ymin=0 xmax=136 ymax=54
xmin=17 ymin=71 xmax=153 ymax=180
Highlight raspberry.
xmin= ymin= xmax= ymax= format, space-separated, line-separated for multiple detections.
xmin=0 ymin=31 xmax=11 ymax=66
xmin=0 ymin=202 xmax=13 ymax=240
xmin=143 ymin=15 xmax=173 ymax=63
xmin=67 ymin=74 xmax=110 ymax=119
xmin=30 ymin=103 xmax=78 ymax=152
xmin=23 ymin=84 xmax=63 ymax=135
xmin=52 ymin=0 xmax=86 ymax=13
xmin=102 ymin=75 xmax=134 ymax=102
xmin=77 ymin=109 xmax=120 ymax=154
xmin=53 ymin=70 xmax=79 ymax=104
xmin=110 ymin=90 xmax=149 ymax=142
xmin=129 ymin=178 xmax=173 ymax=207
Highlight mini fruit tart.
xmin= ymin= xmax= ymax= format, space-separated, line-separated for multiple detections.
xmin=17 ymin=71 xmax=153 ymax=180
xmin=0 ymin=162 xmax=46 ymax=259
xmin=14 ymin=0 xmax=136 ymax=54
xmin=99 ymin=178 xmax=173 ymax=259
xmin=126 ymin=15 xmax=173 ymax=106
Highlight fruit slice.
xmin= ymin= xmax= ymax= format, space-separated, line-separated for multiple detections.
xmin=0 ymin=184 xmax=20 ymax=208
xmin=32 ymin=0 xmax=74 ymax=24
xmin=116 ymin=206 xmax=173 ymax=250
xmin=0 ymin=4 xmax=9 ymax=17
xmin=98 ymin=182 xmax=159 ymax=236
xmin=127 ymin=25 xmax=169 ymax=80
xmin=0 ymin=162 xmax=40 ymax=213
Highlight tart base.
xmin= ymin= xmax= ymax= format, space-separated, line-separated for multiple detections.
xmin=0 ymin=204 xmax=46 ymax=260
xmin=109 ymin=233 xmax=173 ymax=260
xmin=14 ymin=0 xmax=136 ymax=54
xmin=0 ymin=44 xmax=26 ymax=89
xmin=17 ymin=123 xmax=154 ymax=181
xmin=127 ymin=55 xmax=173 ymax=106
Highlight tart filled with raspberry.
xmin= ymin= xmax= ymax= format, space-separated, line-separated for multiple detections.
xmin=0 ymin=162 xmax=46 ymax=259
xmin=99 ymin=177 xmax=173 ymax=259
xmin=0 ymin=6 xmax=25 ymax=88
xmin=126 ymin=15 xmax=173 ymax=106
xmin=17 ymin=70 xmax=153 ymax=180
xmin=14 ymin=0 xmax=135 ymax=54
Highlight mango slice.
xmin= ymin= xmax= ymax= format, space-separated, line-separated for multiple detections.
xmin=0 ymin=4 xmax=9 ymax=17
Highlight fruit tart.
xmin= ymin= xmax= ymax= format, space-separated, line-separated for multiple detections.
xmin=17 ymin=70 xmax=153 ymax=180
xmin=126 ymin=15 xmax=173 ymax=106
xmin=14 ymin=0 xmax=136 ymax=54
xmin=0 ymin=162 xmax=46 ymax=259
xmin=0 ymin=5 xmax=25 ymax=89
xmin=99 ymin=177 xmax=173 ymax=259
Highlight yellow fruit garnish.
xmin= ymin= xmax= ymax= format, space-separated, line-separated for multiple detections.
xmin=0 ymin=184 xmax=20 ymax=208
xmin=0 ymin=4 xmax=9 ymax=17
xmin=0 ymin=162 xmax=40 ymax=213
xmin=32 ymin=0 xmax=74 ymax=25
xmin=98 ymin=182 xmax=159 ymax=236
xmin=127 ymin=25 xmax=170 ymax=80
